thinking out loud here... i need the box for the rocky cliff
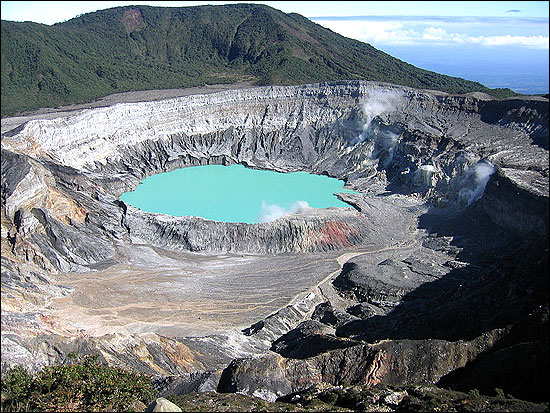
[1,81,548,403]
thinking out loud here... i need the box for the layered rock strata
[1,81,548,402]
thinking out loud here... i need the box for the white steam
[362,90,402,130]
[415,164,435,187]
[370,129,400,167]
[458,160,496,205]
[257,200,310,223]
[353,89,403,145]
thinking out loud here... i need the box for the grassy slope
[1,4,516,117]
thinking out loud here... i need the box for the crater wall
[1,81,548,401]
[2,81,547,269]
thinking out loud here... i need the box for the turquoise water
[120,164,357,224]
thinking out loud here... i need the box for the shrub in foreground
[0,355,155,412]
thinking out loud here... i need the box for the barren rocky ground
[1,81,548,407]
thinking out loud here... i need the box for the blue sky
[1,1,548,22]
[1,1,548,93]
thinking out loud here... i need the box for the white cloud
[320,20,417,45]
[419,26,549,48]
[314,19,549,49]
[481,34,549,47]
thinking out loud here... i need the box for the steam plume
[352,89,403,145]
[458,160,496,205]
[257,200,310,223]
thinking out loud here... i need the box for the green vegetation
[0,355,155,412]
[469,388,481,399]
[2,361,548,412]
[167,385,550,412]
[1,4,517,117]
[166,392,348,412]
[277,384,549,412]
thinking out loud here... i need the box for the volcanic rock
[1,81,548,403]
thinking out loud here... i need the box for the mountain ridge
[1,3,517,117]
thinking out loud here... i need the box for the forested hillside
[1,3,516,116]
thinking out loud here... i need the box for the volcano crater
[1,81,548,401]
